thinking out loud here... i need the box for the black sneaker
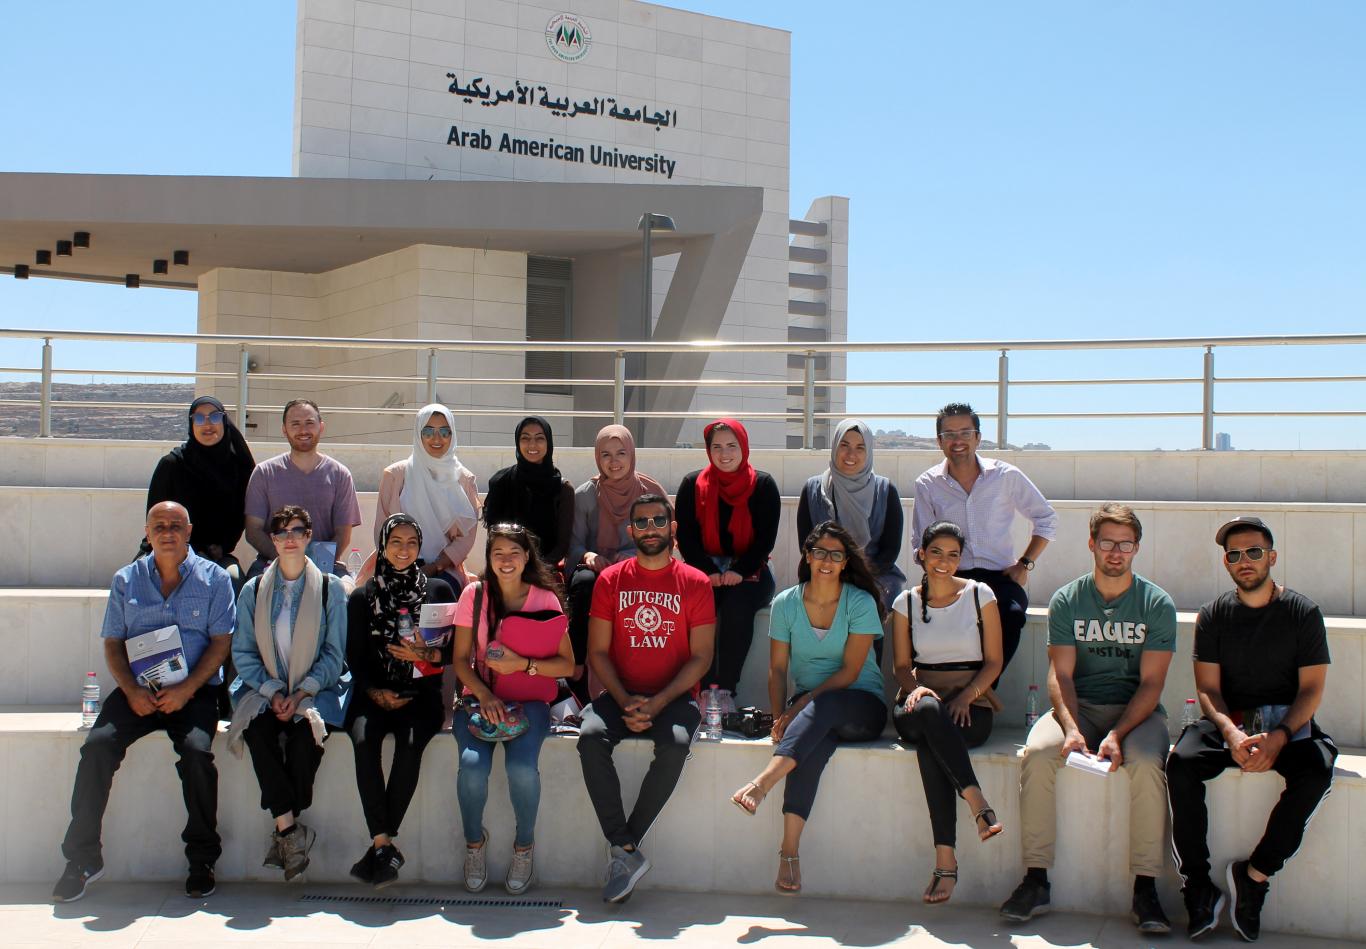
[1131,887,1172,934]
[1226,860,1268,942]
[185,864,216,899]
[1000,876,1051,921]
[372,843,405,889]
[349,846,377,885]
[52,861,104,903]
[1183,878,1226,940]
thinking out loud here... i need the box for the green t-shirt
[1047,572,1176,706]
[768,583,884,697]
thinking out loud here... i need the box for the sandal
[731,781,766,816]
[975,806,1003,842]
[923,866,957,904]
[775,852,801,894]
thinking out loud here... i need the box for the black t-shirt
[1193,588,1330,711]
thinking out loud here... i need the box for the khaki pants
[1020,702,1169,877]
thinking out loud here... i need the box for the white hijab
[400,404,478,563]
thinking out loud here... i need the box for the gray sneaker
[602,845,651,903]
[463,829,488,893]
[279,823,316,882]
[506,844,534,895]
[263,830,284,870]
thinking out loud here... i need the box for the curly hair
[481,522,565,629]
[916,520,966,624]
[797,520,888,622]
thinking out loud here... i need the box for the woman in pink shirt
[451,523,573,895]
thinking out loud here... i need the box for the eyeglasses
[421,425,452,439]
[271,526,310,541]
[1096,539,1137,553]
[808,547,847,563]
[1225,546,1268,564]
[191,410,225,426]
[630,515,669,530]
[937,429,979,442]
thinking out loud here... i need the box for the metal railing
[2,327,1365,448]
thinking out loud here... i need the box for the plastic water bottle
[1182,698,1199,730]
[719,688,737,715]
[397,608,414,642]
[701,684,723,742]
[1025,684,1040,729]
[347,547,363,577]
[80,672,100,729]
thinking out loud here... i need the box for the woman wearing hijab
[374,403,480,591]
[798,419,905,614]
[345,513,457,889]
[482,417,575,567]
[674,418,780,696]
[143,395,255,583]
[565,424,667,701]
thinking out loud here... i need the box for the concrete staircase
[2,437,1362,939]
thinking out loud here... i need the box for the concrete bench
[0,708,1360,940]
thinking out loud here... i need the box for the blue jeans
[452,700,551,848]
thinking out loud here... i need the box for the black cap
[1215,515,1273,548]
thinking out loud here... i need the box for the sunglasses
[191,410,225,426]
[271,526,310,541]
[937,429,979,442]
[421,425,453,439]
[808,547,847,563]
[1096,539,1137,553]
[1224,546,1268,564]
[631,515,669,530]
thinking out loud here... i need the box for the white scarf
[400,403,479,563]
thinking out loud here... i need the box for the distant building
[1215,432,1233,451]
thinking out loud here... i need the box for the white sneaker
[506,844,534,895]
[463,829,488,893]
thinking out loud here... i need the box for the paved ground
[0,882,1352,948]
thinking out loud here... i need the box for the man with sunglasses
[1002,503,1176,933]
[577,494,716,904]
[244,399,362,582]
[1166,516,1336,942]
[912,402,1057,671]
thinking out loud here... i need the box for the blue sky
[2,1,1363,449]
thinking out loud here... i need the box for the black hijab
[488,416,563,541]
[364,513,430,684]
[150,396,255,554]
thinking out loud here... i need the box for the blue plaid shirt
[100,549,236,685]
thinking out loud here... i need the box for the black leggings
[347,688,444,839]
[567,566,598,703]
[708,566,776,694]
[893,696,994,848]
[957,568,1027,676]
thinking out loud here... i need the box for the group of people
[51,398,1334,944]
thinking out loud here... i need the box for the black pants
[242,713,325,819]
[348,688,444,838]
[1167,718,1337,883]
[577,692,699,848]
[61,686,221,868]
[893,696,994,847]
[709,566,776,694]
[957,568,1027,674]
[773,689,887,821]
[567,566,598,703]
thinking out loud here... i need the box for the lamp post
[634,212,676,434]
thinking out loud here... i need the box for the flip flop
[776,852,801,894]
[924,867,957,904]
[731,781,765,816]
[975,806,1003,842]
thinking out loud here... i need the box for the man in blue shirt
[53,501,236,903]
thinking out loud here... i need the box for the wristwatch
[525,658,538,677]
[1017,557,1035,571]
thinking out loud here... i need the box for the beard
[1232,570,1269,593]
[1097,562,1130,579]
[634,533,672,556]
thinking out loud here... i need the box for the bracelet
[1274,722,1294,742]
[525,657,533,672]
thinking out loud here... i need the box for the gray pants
[1020,701,1170,877]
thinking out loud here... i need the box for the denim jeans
[452,700,551,848]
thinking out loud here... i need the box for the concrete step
[5,484,1366,615]
[2,708,1361,940]
[7,436,1366,504]
[7,589,1362,748]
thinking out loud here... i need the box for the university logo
[545,13,591,63]
[634,604,663,635]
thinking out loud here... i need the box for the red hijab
[695,418,758,556]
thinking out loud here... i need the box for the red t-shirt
[590,557,715,697]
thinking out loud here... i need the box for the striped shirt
[911,457,1057,571]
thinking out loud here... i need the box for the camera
[722,706,774,739]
